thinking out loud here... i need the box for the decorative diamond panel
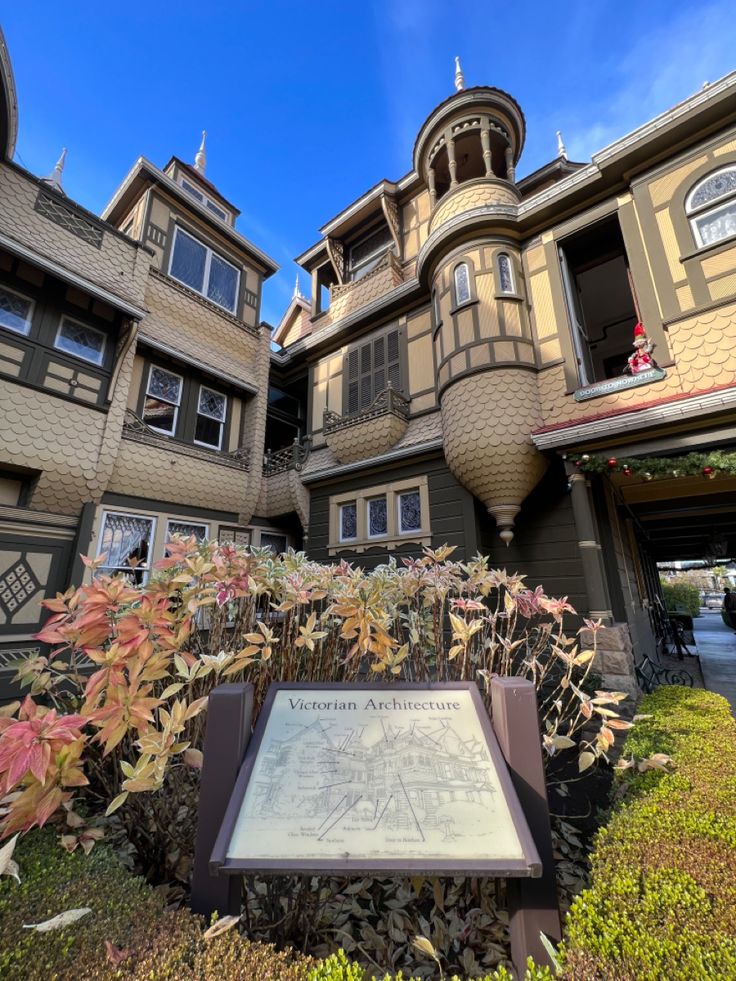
[0,559,41,617]
[34,191,104,248]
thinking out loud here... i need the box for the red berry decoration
[703,466,715,479]
[623,466,632,476]
[607,457,618,469]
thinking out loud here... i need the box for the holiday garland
[573,449,736,481]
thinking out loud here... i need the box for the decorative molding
[323,384,410,435]
[381,194,402,256]
[326,236,345,284]
[145,221,167,248]
[35,190,104,248]
[122,409,251,470]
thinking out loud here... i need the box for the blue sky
[3,1,736,325]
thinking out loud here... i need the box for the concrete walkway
[693,611,736,712]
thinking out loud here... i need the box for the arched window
[686,165,736,248]
[453,262,471,306]
[497,253,515,294]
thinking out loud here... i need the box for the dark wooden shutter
[345,327,403,415]
[359,341,373,410]
[386,329,401,392]
[346,348,360,414]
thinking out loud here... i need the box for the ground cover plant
[0,540,633,976]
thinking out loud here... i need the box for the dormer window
[179,177,230,223]
[169,226,240,313]
[347,224,394,282]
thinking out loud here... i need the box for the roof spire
[454,56,465,92]
[556,130,568,160]
[41,148,67,194]
[293,273,303,299]
[194,130,207,175]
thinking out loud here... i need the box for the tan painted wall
[401,189,431,263]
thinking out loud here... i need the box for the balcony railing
[263,437,311,476]
[122,409,251,470]
[323,384,410,435]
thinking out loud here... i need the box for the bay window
[169,226,240,313]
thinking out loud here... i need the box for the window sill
[679,234,736,263]
[494,292,524,303]
[328,532,431,556]
[449,298,479,318]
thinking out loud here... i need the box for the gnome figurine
[625,322,657,375]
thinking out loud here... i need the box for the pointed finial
[194,131,207,174]
[293,273,303,299]
[454,56,465,92]
[41,148,67,194]
[556,130,567,160]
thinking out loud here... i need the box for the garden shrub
[0,829,313,980]
[660,578,701,617]
[560,687,736,979]
[307,947,554,979]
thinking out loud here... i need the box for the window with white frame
[143,366,182,435]
[398,490,422,534]
[97,512,155,583]
[453,262,472,306]
[367,496,388,538]
[686,166,736,248]
[169,226,240,313]
[339,502,357,542]
[0,284,34,336]
[54,316,106,365]
[194,385,227,449]
[180,178,229,222]
[166,520,209,543]
[497,253,515,294]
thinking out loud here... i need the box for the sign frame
[209,681,542,879]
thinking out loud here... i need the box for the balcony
[328,251,404,323]
[122,410,250,470]
[428,177,520,234]
[323,385,410,465]
[263,438,311,476]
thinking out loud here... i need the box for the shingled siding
[476,459,588,613]
[306,454,477,567]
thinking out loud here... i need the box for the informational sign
[210,683,541,877]
[573,366,666,401]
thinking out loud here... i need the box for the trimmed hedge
[0,831,314,980]
[660,579,701,618]
[560,686,736,979]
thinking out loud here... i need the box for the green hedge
[660,579,701,617]
[560,686,736,979]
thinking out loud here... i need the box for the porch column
[504,145,515,183]
[566,463,614,623]
[447,137,458,188]
[480,124,493,177]
[427,165,437,208]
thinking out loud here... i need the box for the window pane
[170,230,206,292]
[207,254,238,311]
[198,387,226,420]
[143,397,177,433]
[98,513,154,582]
[166,521,208,542]
[181,179,204,202]
[207,200,228,221]
[55,318,105,365]
[340,502,357,541]
[195,414,222,448]
[399,491,421,532]
[0,287,32,336]
[689,168,736,211]
[368,497,387,537]
[454,263,471,305]
[693,202,736,246]
[148,367,182,404]
[260,533,287,554]
[498,254,514,293]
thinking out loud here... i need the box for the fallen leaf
[23,907,91,931]
[105,940,130,966]
[204,914,240,940]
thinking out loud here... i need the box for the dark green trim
[69,502,96,587]
[542,238,580,391]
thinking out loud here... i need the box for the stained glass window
[166,520,208,543]
[97,512,155,583]
[454,262,471,306]
[195,385,227,449]
[398,490,421,533]
[55,317,106,365]
[340,502,357,541]
[169,227,240,312]
[144,366,182,435]
[687,166,736,248]
[368,496,388,538]
[260,533,287,554]
[0,285,33,336]
[497,254,515,294]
